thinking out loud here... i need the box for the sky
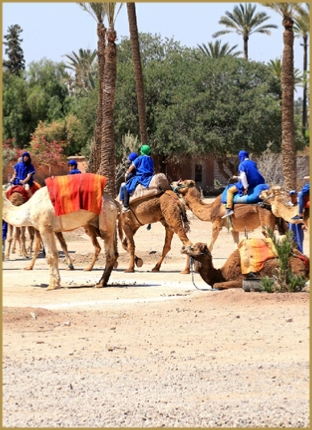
[2,2,308,98]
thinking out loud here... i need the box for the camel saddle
[238,238,278,275]
[221,183,270,205]
[5,185,30,202]
[119,173,171,205]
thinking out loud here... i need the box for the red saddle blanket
[238,238,278,275]
[45,173,107,217]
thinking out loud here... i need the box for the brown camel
[2,187,119,290]
[181,242,309,290]
[118,190,192,273]
[260,186,310,229]
[171,180,286,252]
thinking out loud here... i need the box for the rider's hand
[243,187,248,196]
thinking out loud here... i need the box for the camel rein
[189,254,217,291]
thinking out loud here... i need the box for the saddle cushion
[119,173,170,204]
[221,183,270,204]
[45,173,106,217]
[238,238,278,275]
[5,185,30,202]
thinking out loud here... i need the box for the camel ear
[199,243,208,253]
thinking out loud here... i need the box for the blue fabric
[238,150,249,163]
[298,183,310,213]
[13,159,36,187]
[221,183,269,204]
[289,222,304,253]
[68,169,81,175]
[234,159,265,195]
[119,170,136,201]
[125,155,154,194]
[2,221,8,241]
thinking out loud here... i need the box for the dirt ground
[2,204,310,427]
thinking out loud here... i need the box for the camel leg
[213,280,242,290]
[208,222,222,251]
[95,229,119,288]
[122,225,140,273]
[83,225,101,271]
[39,228,61,290]
[27,226,35,255]
[4,224,14,259]
[11,226,18,254]
[19,226,28,258]
[55,232,74,270]
[230,230,240,248]
[24,230,42,270]
[151,227,174,272]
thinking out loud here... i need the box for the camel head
[259,185,286,203]
[181,242,210,258]
[171,179,195,197]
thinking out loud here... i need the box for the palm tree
[293,3,310,138]
[127,3,148,145]
[97,2,123,198]
[264,3,302,191]
[197,40,242,58]
[267,58,304,89]
[212,3,278,60]
[63,48,97,93]
[78,3,107,174]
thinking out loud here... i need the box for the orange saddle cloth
[238,238,278,275]
[45,173,107,217]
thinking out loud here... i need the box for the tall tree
[3,24,26,76]
[264,3,301,191]
[127,2,148,145]
[197,40,242,58]
[78,3,107,174]
[293,3,310,138]
[98,3,123,198]
[212,3,278,60]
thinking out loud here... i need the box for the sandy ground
[2,205,310,427]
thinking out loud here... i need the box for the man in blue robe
[68,159,81,175]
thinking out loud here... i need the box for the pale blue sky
[2,2,308,98]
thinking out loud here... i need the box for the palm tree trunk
[86,22,106,174]
[243,35,248,60]
[281,17,296,191]
[302,34,308,138]
[98,27,117,198]
[127,2,148,145]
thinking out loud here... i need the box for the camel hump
[121,173,171,204]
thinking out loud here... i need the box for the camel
[260,186,310,229]
[171,179,287,252]
[2,186,119,290]
[118,190,192,273]
[181,242,309,290]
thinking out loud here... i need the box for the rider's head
[68,159,77,170]
[238,150,249,163]
[22,151,31,164]
[140,145,151,156]
[128,152,138,162]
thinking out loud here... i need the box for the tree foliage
[3,24,25,75]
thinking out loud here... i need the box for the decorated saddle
[238,238,278,275]
[45,173,106,217]
[5,185,30,202]
[118,173,170,205]
[221,183,270,205]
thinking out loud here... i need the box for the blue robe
[125,155,155,195]
[234,159,265,196]
[68,168,81,175]
[13,161,36,187]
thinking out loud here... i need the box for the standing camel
[171,179,286,251]
[118,189,192,273]
[3,187,119,290]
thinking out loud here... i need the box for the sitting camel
[260,186,310,229]
[171,179,286,251]
[2,186,119,290]
[181,242,309,290]
[118,190,192,273]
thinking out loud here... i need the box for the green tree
[212,4,278,60]
[63,48,97,94]
[293,3,310,138]
[127,2,148,145]
[3,24,25,76]
[264,2,302,191]
[197,40,242,58]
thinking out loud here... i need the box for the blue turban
[238,150,249,163]
[128,152,138,162]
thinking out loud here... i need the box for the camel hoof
[46,285,61,290]
[113,262,118,269]
[66,264,74,271]
[95,283,104,288]
[180,270,190,275]
[24,266,32,271]
[151,267,160,272]
[83,267,92,272]
[124,269,135,273]
[135,258,143,268]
